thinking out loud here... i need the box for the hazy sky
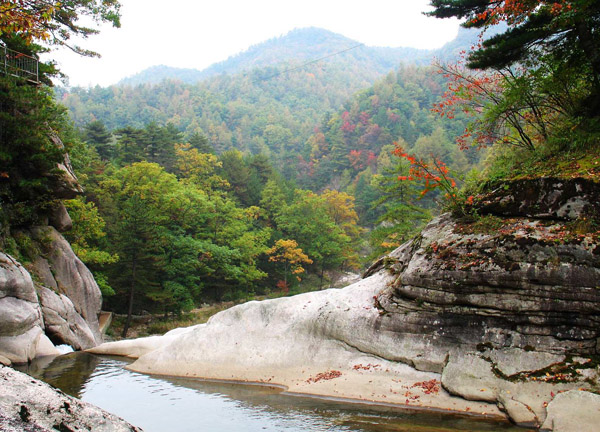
[48,0,460,87]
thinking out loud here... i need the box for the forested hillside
[117,27,435,86]
[59,29,482,190]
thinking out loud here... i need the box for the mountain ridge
[117,27,463,87]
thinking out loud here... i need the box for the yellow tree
[266,239,312,289]
[175,143,229,194]
[320,189,362,268]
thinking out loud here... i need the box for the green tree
[370,147,431,259]
[99,162,176,336]
[0,80,66,228]
[276,190,351,286]
[188,131,214,154]
[219,150,250,205]
[174,143,229,194]
[84,120,113,160]
[114,126,145,166]
[63,197,118,296]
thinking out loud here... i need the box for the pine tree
[428,0,600,112]
[84,120,113,160]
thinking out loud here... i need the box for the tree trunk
[122,255,137,338]
[319,265,324,290]
[576,20,600,110]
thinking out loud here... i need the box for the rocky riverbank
[88,177,600,431]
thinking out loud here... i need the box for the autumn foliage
[267,239,313,287]
[392,142,472,215]
[0,0,57,42]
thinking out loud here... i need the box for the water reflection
[21,353,530,432]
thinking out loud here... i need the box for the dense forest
[2,0,599,338]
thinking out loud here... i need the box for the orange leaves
[433,58,503,144]
[267,239,312,266]
[466,1,574,27]
[267,239,313,285]
[0,1,56,43]
[392,142,453,196]
[391,142,473,216]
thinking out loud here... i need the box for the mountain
[118,65,207,86]
[118,27,440,86]
[59,26,483,180]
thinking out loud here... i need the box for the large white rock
[89,273,503,418]
[30,226,102,344]
[38,286,97,350]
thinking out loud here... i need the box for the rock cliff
[89,177,600,430]
[0,134,103,364]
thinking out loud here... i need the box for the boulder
[0,253,47,363]
[541,390,600,432]
[29,226,103,345]
[0,327,44,364]
[47,132,83,199]
[378,213,600,359]
[0,365,142,432]
[0,297,42,336]
[476,178,600,220]
[38,286,97,350]
[48,202,72,233]
[0,229,103,362]
[0,253,37,302]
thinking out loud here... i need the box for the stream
[18,353,530,432]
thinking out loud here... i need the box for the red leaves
[392,142,455,197]
[341,111,356,133]
[349,149,377,171]
[391,142,474,216]
[306,370,342,383]
[466,1,573,27]
[411,379,440,395]
[352,363,380,371]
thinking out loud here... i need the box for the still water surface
[19,353,530,432]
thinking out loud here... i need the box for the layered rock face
[367,178,600,367]
[90,177,600,429]
[367,214,600,370]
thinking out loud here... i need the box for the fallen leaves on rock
[306,370,342,383]
[352,363,380,371]
[411,379,440,395]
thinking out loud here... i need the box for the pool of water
[18,353,530,432]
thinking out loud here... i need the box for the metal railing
[1,44,39,84]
